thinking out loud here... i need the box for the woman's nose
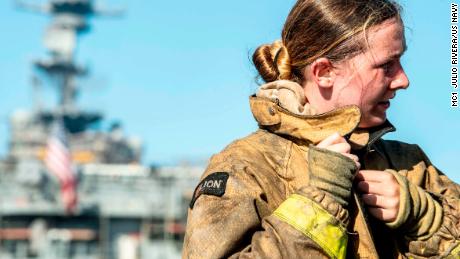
[389,64,410,90]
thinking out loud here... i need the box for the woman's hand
[355,170,400,222]
[316,132,360,169]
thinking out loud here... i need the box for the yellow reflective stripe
[273,194,347,259]
[451,242,460,257]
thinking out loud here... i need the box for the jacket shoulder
[204,130,293,178]
[375,139,427,170]
[377,139,421,154]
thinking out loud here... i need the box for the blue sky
[0,0,458,183]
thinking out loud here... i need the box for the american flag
[45,119,77,214]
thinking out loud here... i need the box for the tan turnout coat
[183,97,460,259]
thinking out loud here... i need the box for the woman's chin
[358,115,387,128]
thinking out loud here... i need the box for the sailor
[182,0,460,258]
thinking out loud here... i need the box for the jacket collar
[353,120,396,151]
[249,96,395,150]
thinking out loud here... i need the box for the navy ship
[0,1,201,258]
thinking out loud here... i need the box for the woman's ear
[307,58,335,88]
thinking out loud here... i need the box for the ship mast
[15,0,123,113]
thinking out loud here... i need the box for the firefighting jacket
[182,96,460,259]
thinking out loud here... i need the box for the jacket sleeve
[387,145,460,258]
[182,162,351,259]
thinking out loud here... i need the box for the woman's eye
[380,61,392,73]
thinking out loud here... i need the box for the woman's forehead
[365,19,406,61]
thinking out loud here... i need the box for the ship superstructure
[0,1,201,258]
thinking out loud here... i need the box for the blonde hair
[253,0,402,84]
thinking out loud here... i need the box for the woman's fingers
[355,170,401,222]
[342,153,360,169]
[367,207,398,222]
[323,142,351,154]
[355,170,395,182]
[316,133,359,168]
[316,132,346,148]
[356,180,399,197]
[361,193,399,210]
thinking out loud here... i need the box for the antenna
[31,75,43,112]
[14,0,51,14]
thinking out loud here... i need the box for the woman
[183,0,460,258]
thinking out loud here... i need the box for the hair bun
[253,40,292,83]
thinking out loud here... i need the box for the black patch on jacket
[189,172,229,209]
